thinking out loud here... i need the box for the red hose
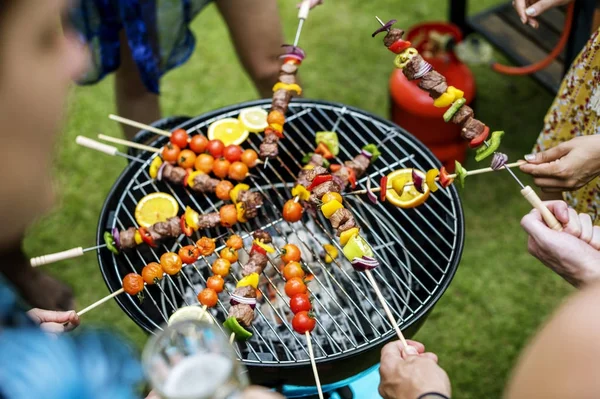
[491,2,575,75]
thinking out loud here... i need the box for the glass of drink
[142,320,249,399]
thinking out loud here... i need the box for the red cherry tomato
[170,129,189,149]
[289,293,312,314]
[223,145,243,163]
[161,143,181,164]
[189,135,209,153]
[206,139,225,158]
[178,245,200,264]
[292,310,316,334]
[284,277,307,297]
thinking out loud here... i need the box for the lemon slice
[386,169,430,208]
[168,306,213,325]
[134,192,179,228]
[238,107,268,133]
[208,118,249,146]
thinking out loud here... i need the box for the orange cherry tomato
[220,247,239,263]
[160,252,183,275]
[220,204,238,227]
[141,262,163,285]
[161,143,181,164]
[178,149,197,169]
[241,149,259,168]
[213,158,231,179]
[281,244,301,264]
[212,258,231,277]
[285,277,307,297]
[267,110,285,126]
[189,134,208,154]
[228,161,249,181]
[198,288,218,308]
[283,200,303,223]
[283,261,305,280]
[226,234,243,250]
[123,273,144,295]
[178,245,200,264]
[196,237,216,256]
[170,129,189,149]
[195,153,214,173]
[322,192,343,204]
[215,180,234,201]
[206,275,225,293]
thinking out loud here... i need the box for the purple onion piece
[413,62,433,80]
[372,19,397,37]
[281,44,306,59]
[412,169,425,194]
[230,294,257,309]
[112,227,121,250]
[366,177,378,205]
[351,256,380,272]
[491,152,508,171]
[157,162,167,181]
[360,149,373,160]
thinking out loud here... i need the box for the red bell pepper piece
[138,227,157,248]
[180,216,194,237]
[469,126,489,149]
[284,57,301,66]
[439,167,454,188]
[251,244,267,256]
[183,170,190,187]
[308,174,333,191]
[315,142,334,160]
[348,168,357,190]
[330,164,341,172]
[388,39,412,54]
[265,126,283,139]
[380,176,388,201]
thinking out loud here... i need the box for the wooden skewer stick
[77,288,124,316]
[346,160,526,196]
[305,331,324,399]
[109,114,172,137]
[98,134,161,153]
[229,332,235,345]
[365,270,408,348]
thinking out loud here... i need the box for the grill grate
[97,99,464,385]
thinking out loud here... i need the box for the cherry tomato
[178,149,196,169]
[220,204,238,227]
[215,180,234,201]
[161,143,181,164]
[223,145,243,163]
[289,293,312,314]
[228,161,249,181]
[212,258,231,277]
[178,245,200,264]
[283,261,305,280]
[198,288,218,308]
[123,273,144,295]
[283,200,303,223]
[196,237,216,256]
[292,310,316,334]
[281,244,301,264]
[220,247,239,263]
[207,139,225,158]
[267,110,285,126]
[170,129,189,149]
[141,262,163,285]
[195,153,214,173]
[241,149,259,168]
[322,192,343,204]
[285,277,307,297]
[160,252,183,275]
[206,275,225,293]
[189,134,208,153]
[226,234,243,250]
[213,158,231,179]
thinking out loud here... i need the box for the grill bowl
[96,99,464,387]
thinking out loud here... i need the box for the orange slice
[135,192,179,228]
[208,118,249,146]
[386,169,430,208]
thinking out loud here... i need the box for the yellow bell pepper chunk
[186,171,203,187]
[446,86,464,100]
[433,92,454,108]
[149,157,163,179]
[134,230,143,245]
[236,202,247,223]
[303,164,315,170]
[230,183,250,203]
[321,200,344,219]
[237,273,259,289]
[269,123,283,132]
[323,244,339,263]
[185,206,200,230]
[291,184,311,201]
[272,82,302,95]
[340,227,360,246]
[322,192,343,204]
[253,239,275,253]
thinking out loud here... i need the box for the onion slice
[372,19,397,37]
[230,294,257,309]
[351,256,380,272]
[412,169,425,194]
[360,149,373,160]
[281,44,306,60]
[413,61,433,80]
[112,227,121,250]
[491,152,508,170]
[157,162,167,181]
[366,176,378,204]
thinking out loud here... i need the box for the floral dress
[533,28,600,224]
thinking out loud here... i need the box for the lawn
[23,0,575,398]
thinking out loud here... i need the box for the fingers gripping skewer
[109,114,172,137]
[365,270,408,347]
[305,331,324,399]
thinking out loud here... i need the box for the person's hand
[513,0,573,28]
[26,308,80,333]
[379,340,451,399]
[521,201,600,287]
[296,0,323,10]
[520,136,600,192]
[240,386,285,398]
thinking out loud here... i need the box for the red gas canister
[389,22,476,171]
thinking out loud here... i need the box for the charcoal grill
[96,99,464,388]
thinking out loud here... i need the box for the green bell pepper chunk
[362,144,381,163]
[302,152,314,164]
[475,131,504,162]
[454,161,468,188]
[343,234,374,262]
[443,98,466,122]
[315,131,340,156]
[103,231,119,255]
[223,317,253,341]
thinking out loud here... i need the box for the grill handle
[76,135,118,156]
[30,247,85,267]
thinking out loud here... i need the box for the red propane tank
[390,22,476,171]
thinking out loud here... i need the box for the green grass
[23,1,575,397]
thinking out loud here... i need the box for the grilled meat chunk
[191,173,219,193]
[241,260,264,277]
[461,118,486,141]
[297,166,328,187]
[309,153,325,167]
[331,174,345,191]
[260,142,279,159]
[346,154,371,178]
[428,81,449,100]
[249,251,269,268]
[151,221,171,237]
[147,225,163,242]
[337,215,357,235]
[272,89,291,113]
[279,73,296,85]
[281,63,298,74]
[333,166,350,188]
[228,304,254,328]
[253,230,272,243]
[383,28,405,47]
[240,191,263,220]
[402,55,425,81]
[162,163,187,185]
[312,181,341,200]
[451,104,474,125]
[264,133,279,144]
[197,212,220,230]
[418,71,446,91]
[120,227,137,249]
[330,208,354,231]
[233,286,257,299]
[167,216,182,236]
